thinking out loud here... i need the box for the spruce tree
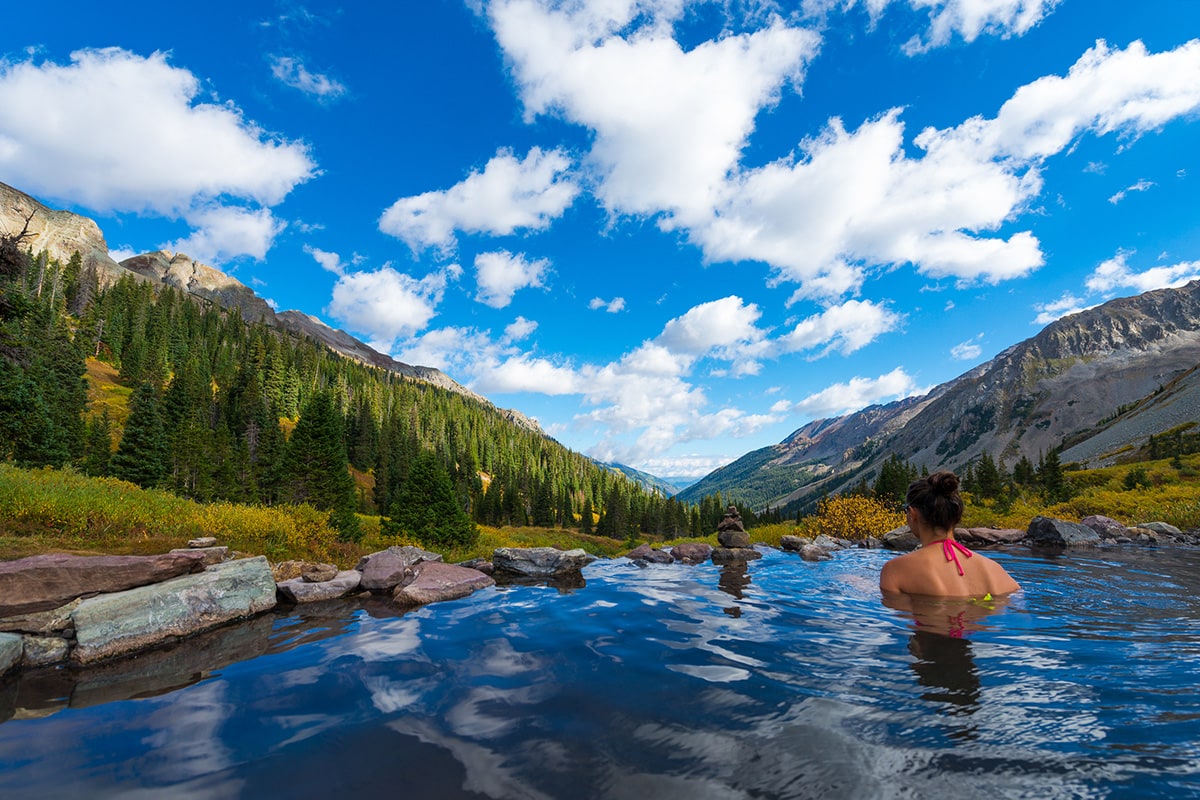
[283,389,360,540]
[386,450,478,549]
[111,382,169,488]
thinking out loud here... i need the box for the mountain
[0,181,541,435]
[680,279,1200,509]
[598,462,684,497]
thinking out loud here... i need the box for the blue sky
[3,1,1199,482]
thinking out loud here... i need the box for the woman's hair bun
[928,470,959,495]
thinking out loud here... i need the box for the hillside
[683,279,1200,510]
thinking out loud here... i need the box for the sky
[2,1,1200,484]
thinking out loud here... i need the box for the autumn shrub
[796,495,905,541]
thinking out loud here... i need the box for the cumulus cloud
[474,250,550,308]
[503,316,538,341]
[656,296,764,356]
[0,48,315,261]
[304,245,345,276]
[326,266,455,351]
[951,334,984,361]
[1085,252,1200,295]
[269,55,347,100]
[791,367,921,418]
[776,299,902,357]
[487,0,820,223]
[638,454,736,480]
[1031,291,1093,325]
[379,147,579,252]
[1108,179,1155,205]
[694,38,1200,295]
[589,296,626,313]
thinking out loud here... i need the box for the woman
[880,471,1020,597]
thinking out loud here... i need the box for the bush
[797,495,905,540]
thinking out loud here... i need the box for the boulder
[70,556,277,665]
[883,526,919,551]
[958,527,1027,545]
[717,530,751,548]
[492,547,596,578]
[187,537,218,548]
[358,546,443,592]
[800,545,833,562]
[392,562,495,606]
[169,546,229,566]
[626,544,674,564]
[711,547,762,564]
[811,535,845,551]
[271,560,308,582]
[20,635,70,667]
[457,558,494,575]
[1136,521,1183,537]
[302,563,339,583]
[0,633,22,677]
[670,543,713,564]
[0,598,81,635]
[276,570,362,604]
[0,552,207,618]
[1027,516,1101,548]
[779,535,807,552]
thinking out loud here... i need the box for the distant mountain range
[596,463,699,497]
[679,278,1200,509]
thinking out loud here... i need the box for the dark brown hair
[906,470,964,530]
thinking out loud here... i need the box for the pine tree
[111,382,169,488]
[386,450,478,550]
[81,409,113,477]
[283,389,360,540]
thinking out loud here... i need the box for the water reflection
[717,561,751,617]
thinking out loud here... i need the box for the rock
[0,552,207,618]
[1027,516,1101,548]
[958,527,1027,545]
[169,546,228,566]
[711,547,763,564]
[392,562,495,606]
[626,544,674,564]
[670,543,713,564]
[859,536,883,549]
[811,535,844,551]
[800,545,833,562]
[457,558,494,575]
[883,526,919,551]
[358,546,443,592]
[1136,521,1183,537]
[70,556,277,665]
[0,633,22,676]
[779,535,807,552]
[271,560,308,582]
[1080,515,1128,540]
[492,547,596,578]
[717,530,751,548]
[20,635,70,667]
[301,563,339,583]
[0,598,81,635]
[277,570,362,604]
[187,537,218,548]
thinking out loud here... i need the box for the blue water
[2,547,1200,799]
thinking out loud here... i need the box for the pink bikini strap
[931,538,973,576]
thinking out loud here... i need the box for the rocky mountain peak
[120,250,275,323]
[0,181,122,283]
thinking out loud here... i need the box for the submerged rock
[1027,516,1100,548]
[358,546,443,592]
[392,562,495,606]
[71,556,277,665]
[800,545,832,562]
[670,543,713,564]
[711,547,762,564]
[276,570,363,604]
[492,547,596,578]
[626,544,674,564]
[779,535,807,552]
[0,552,206,618]
[0,633,21,677]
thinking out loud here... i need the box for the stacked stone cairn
[712,505,762,563]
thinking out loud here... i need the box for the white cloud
[167,206,285,262]
[326,266,453,351]
[474,250,550,308]
[304,245,345,276]
[269,55,346,100]
[777,299,902,357]
[108,247,138,263]
[950,334,984,361]
[656,296,764,356]
[1085,252,1200,295]
[503,316,538,341]
[0,48,315,214]
[475,354,583,395]
[791,367,920,418]
[637,454,736,480]
[1031,291,1093,325]
[589,296,625,313]
[488,0,820,223]
[1107,179,1155,205]
[379,147,578,252]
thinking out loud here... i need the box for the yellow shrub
[797,495,905,540]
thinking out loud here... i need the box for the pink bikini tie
[931,538,973,576]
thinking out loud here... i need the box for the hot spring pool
[2,546,1199,799]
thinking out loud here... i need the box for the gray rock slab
[1027,516,1101,548]
[358,546,443,592]
[626,544,674,563]
[883,526,920,551]
[0,633,22,676]
[0,597,81,635]
[0,552,207,618]
[21,635,70,667]
[1136,521,1183,536]
[71,556,277,665]
[492,547,596,577]
[958,527,1027,545]
[811,535,845,551]
[670,543,713,564]
[711,547,763,564]
[276,570,363,604]
[169,546,229,566]
[392,562,495,606]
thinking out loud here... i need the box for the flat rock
[1136,521,1183,536]
[21,635,70,667]
[711,547,763,564]
[70,556,277,665]
[492,547,595,578]
[0,552,207,618]
[358,546,443,592]
[958,527,1027,545]
[626,544,674,564]
[392,562,495,606]
[883,526,919,551]
[187,537,218,548]
[717,530,751,548]
[169,546,229,566]
[0,633,22,676]
[276,570,362,604]
[670,543,713,564]
[457,558,494,575]
[0,598,81,635]
[779,535,807,552]
[800,544,833,562]
[1027,516,1101,548]
[301,563,339,583]
[811,535,845,551]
